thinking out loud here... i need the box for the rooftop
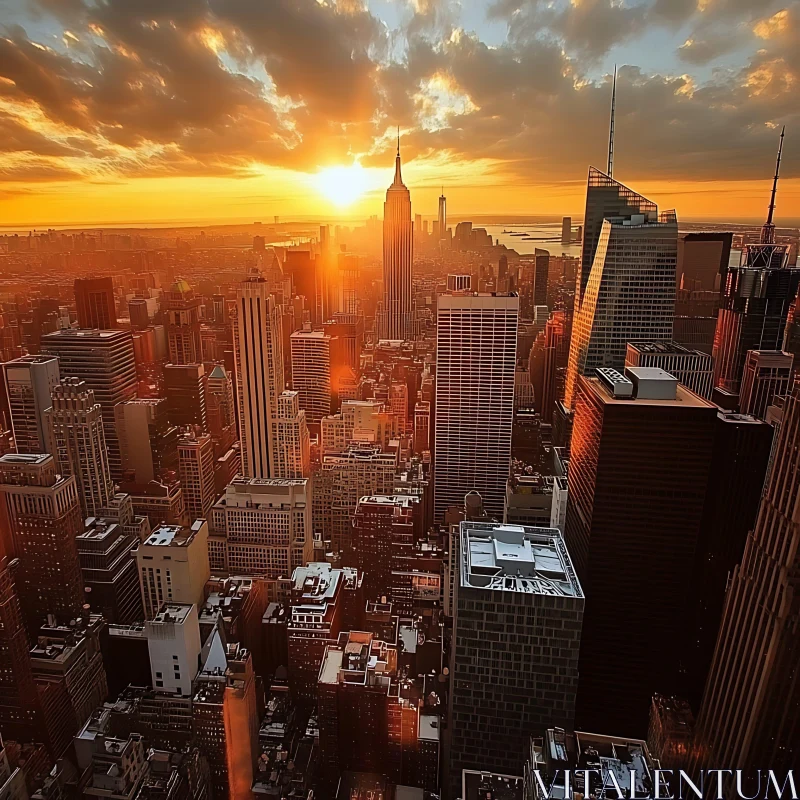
[460,522,582,598]
[149,604,194,625]
[142,520,204,547]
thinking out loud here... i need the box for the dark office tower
[0,558,41,745]
[676,232,732,291]
[0,454,84,633]
[577,168,658,307]
[76,519,143,624]
[165,279,203,365]
[352,495,421,602]
[783,291,800,383]
[534,248,549,307]
[177,431,215,522]
[566,368,717,735]
[128,298,150,331]
[378,139,413,341]
[286,249,318,324]
[694,384,800,776]
[41,329,137,481]
[713,129,800,394]
[438,190,446,241]
[434,294,518,521]
[565,196,677,408]
[739,350,793,420]
[448,522,583,797]
[115,398,179,483]
[687,410,772,712]
[324,313,364,372]
[44,378,114,520]
[206,364,237,454]
[74,277,117,330]
[163,363,207,429]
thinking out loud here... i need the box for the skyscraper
[177,432,216,522]
[45,377,114,519]
[713,129,800,394]
[234,268,285,478]
[564,196,677,408]
[565,368,717,735]
[438,189,446,242]
[273,390,311,479]
[625,341,713,399]
[74,277,117,330]
[290,324,332,425]
[2,355,60,454]
[676,232,732,291]
[434,293,518,521]
[693,383,800,775]
[378,139,413,341]
[165,279,203,365]
[448,521,584,797]
[0,454,84,632]
[163,363,207,430]
[738,349,793,420]
[41,329,137,480]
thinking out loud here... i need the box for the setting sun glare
[313,163,370,208]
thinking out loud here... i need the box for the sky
[0,0,798,227]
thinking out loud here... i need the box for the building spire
[607,65,617,178]
[394,126,403,185]
[761,126,785,244]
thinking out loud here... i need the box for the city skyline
[0,0,799,226]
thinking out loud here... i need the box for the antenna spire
[393,126,403,185]
[397,126,400,157]
[607,65,617,177]
[762,126,785,244]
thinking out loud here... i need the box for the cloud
[0,0,797,193]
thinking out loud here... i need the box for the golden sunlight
[313,163,370,207]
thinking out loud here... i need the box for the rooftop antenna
[607,65,617,178]
[762,126,785,244]
[397,125,400,157]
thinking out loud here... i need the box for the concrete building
[135,520,210,619]
[41,329,137,481]
[209,476,312,578]
[320,400,397,455]
[504,474,562,528]
[234,269,285,479]
[76,518,143,624]
[115,399,178,484]
[448,522,584,797]
[0,454,84,632]
[434,294,518,520]
[290,325,332,426]
[314,444,398,554]
[273,390,310,479]
[625,341,713,399]
[45,378,114,519]
[2,355,60,454]
[145,603,202,696]
[164,279,203,365]
[177,432,216,522]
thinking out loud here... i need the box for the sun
[313,163,369,207]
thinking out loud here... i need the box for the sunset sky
[0,0,798,227]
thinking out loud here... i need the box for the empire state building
[379,141,413,341]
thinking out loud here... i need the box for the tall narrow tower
[234,267,285,479]
[438,188,447,241]
[379,136,414,341]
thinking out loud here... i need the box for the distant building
[448,522,584,796]
[2,355,60,455]
[0,454,84,633]
[273,391,311,479]
[676,232,732,291]
[135,520,210,619]
[74,277,117,330]
[163,363,207,430]
[164,279,203,365]
[290,325,333,426]
[41,329,137,480]
[115,399,178,484]
[177,432,216,522]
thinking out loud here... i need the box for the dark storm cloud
[0,0,797,185]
